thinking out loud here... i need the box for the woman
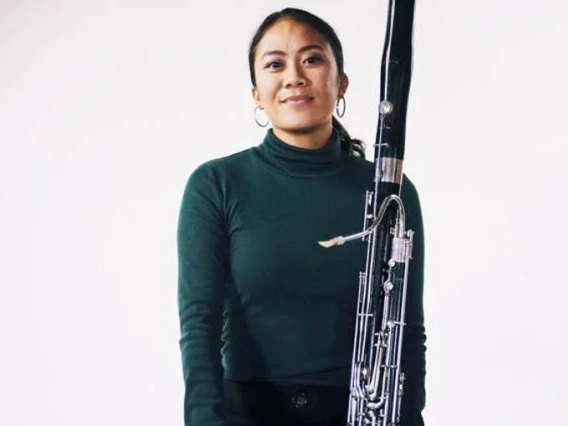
[177,7,426,426]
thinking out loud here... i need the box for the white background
[1,0,567,425]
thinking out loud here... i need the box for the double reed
[319,1,416,425]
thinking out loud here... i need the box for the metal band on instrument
[380,157,404,184]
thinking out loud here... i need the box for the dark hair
[248,7,366,159]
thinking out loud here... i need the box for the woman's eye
[305,55,323,64]
[265,61,282,69]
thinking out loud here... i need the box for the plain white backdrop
[1,0,567,425]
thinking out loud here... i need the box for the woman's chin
[276,119,329,135]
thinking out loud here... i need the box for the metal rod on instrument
[318,195,406,248]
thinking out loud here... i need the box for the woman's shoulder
[401,173,421,203]
[180,147,256,212]
[400,173,423,233]
[197,146,254,171]
[187,147,255,185]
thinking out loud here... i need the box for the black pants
[224,379,349,426]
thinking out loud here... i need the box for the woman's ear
[339,73,350,98]
[251,86,262,108]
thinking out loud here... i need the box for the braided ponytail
[332,116,366,159]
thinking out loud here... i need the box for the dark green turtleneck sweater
[177,129,426,426]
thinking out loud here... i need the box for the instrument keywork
[319,1,416,425]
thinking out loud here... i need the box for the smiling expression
[252,19,349,147]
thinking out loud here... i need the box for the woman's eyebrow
[261,44,324,59]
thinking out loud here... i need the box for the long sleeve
[400,176,427,426]
[177,163,228,426]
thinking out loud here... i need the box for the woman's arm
[400,175,427,426]
[177,163,228,426]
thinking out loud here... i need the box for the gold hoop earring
[254,106,269,128]
[336,96,346,118]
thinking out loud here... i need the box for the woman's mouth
[282,96,314,104]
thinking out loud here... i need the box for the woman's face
[252,19,348,144]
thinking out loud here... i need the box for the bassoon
[319,1,416,425]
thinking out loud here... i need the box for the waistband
[224,379,349,426]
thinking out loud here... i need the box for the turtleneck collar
[254,128,346,177]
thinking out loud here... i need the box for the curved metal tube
[318,195,405,248]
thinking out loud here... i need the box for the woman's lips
[282,96,314,104]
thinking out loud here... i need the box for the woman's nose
[283,63,307,88]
